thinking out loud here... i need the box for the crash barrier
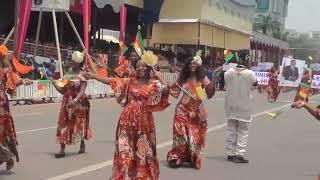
[9,73,178,101]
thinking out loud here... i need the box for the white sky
[285,0,320,32]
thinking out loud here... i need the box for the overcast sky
[285,0,320,32]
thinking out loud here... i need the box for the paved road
[1,91,319,180]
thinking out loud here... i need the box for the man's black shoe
[234,156,249,163]
[227,155,235,161]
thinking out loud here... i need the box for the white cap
[72,51,84,64]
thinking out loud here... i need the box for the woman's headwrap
[0,45,8,59]
[141,50,158,67]
[71,51,84,64]
[193,50,202,65]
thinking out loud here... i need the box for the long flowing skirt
[111,103,159,180]
[56,98,92,145]
[0,100,18,167]
[167,105,207,169]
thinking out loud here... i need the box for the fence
[9,73,178,101]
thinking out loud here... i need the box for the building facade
[150,0,256,64]
[254,0,289,34]
[286,29,300,40]
[311,31,320,40]
[250,0,289,66]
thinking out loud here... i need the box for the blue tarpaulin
[143,0,164,24]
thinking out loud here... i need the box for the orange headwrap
[0,45,8,59]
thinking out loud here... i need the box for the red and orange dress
[109,77,170,180]
[0,68,21,168]
[56,76,92,145]
[267,71,279,102]
[167,77,214,169]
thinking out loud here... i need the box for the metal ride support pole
[52,9,64,78]
[33,9,43,60]
[64,11,97,74]
[3,27,15,46]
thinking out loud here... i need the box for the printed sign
[279,57,305,87]
[311,75,320,89]
[255,72,269,85]
[32,0,70,11]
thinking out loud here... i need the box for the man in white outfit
[224,50,257,163]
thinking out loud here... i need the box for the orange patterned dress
[167,78,213,169]
[267,71,279,102]
[56,77,92,145]
[109,78,170,180]
[0,69,19,164]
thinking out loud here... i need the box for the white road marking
[46,103,292,180]
[14,112,43,117]
[17,126,56,134]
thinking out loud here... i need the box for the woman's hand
[291,101,305,109]
[22,79,32,86]
[48,77,55,84]
[152,70,161,80]
[67,99,77,109]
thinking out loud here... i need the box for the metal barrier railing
[9,73,178,101]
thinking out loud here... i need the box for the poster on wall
[279,57,305,87]
[32,0,70,11]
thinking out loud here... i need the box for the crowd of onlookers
[1,33,227,91]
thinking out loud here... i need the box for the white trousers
[226,119,250,156]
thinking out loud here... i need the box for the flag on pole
[298,83,310,100]
[265,106,291,119]
[37,80,49,95]
[119,41,129,65]
[120,41,129,56]
[195,85,206,100]
[224,49,234,63]
[134,26,145,57]
[56,79,68,88]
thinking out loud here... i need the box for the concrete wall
[151,23,199,45]
[201,0,254,34]
[159,0,202,19]
[126,0,143,8]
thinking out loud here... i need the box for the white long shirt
[224,67,257,122]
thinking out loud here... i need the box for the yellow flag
[266,112,276,118]
[56,79,68,88]
[196,85,206,99]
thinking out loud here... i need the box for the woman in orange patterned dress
[267,67,279,103]
[50,51,91,158]
[84,51,170,180]
[167,55,215,169]
[0,45,31,170]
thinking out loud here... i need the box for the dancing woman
[0,45,31,170]
[50,51,92,158]
[167,54,215,169]
[84,51,170,180]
